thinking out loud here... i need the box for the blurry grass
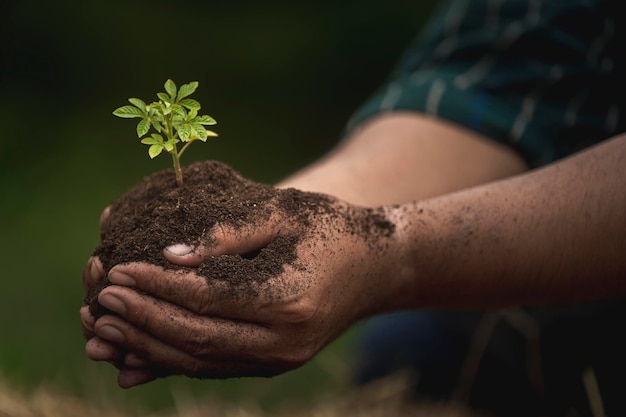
[0,371,484,417]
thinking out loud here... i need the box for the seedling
[113,79,218,187]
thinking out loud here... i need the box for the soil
[86,160,395,318]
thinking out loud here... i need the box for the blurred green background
[0,0,436,412]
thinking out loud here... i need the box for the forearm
[277,112,528,206]
[383,134,626,311]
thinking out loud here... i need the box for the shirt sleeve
[346,0,625,167]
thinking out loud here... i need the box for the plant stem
[171,150,183,187]
[178,141,193,159]
[162,104,184,187]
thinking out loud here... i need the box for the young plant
[113,79,218,187]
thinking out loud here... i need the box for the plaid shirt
[348,0,625,167]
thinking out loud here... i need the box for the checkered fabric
[348,0,626,167]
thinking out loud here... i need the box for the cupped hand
[83,192,398,388]
[82,205,175,387]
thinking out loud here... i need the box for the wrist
[356,203,440,316]
[375,200,471,314]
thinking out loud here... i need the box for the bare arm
[379,133,626,311]
[279,112,625,308]
[278,112,528,205]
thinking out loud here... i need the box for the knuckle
[188,280,215,314]
[183,328,211,358]
[278,299,318,324]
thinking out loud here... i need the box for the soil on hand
[87,160,394,318]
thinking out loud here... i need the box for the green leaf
[194,115,217,125]
[187,108,198,120]
[151,120,163,133]
[171,104,186,118]
[113,105,144,118]
[141,137,158,145]
[136,118,150,137]
[164,141,175,152]
[151,110,164,121]
[177,81,198,101]
[180,98,201,110]
[164,79,177,98]
[157,93,171,103]
[115,79,217,164]
[148,144,164,159]
[128,98,147,112]
[191,124,207,141]
[177,124,192,141]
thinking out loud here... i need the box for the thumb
[163,243,210,267]
[163,212,289,267]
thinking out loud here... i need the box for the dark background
[0,0,436,412]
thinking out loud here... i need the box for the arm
[286,112,624,309]
[273,120,626,311]
[381,132,626,310]
[277,112,527,205]
[81,113,625,386]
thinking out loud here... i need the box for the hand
[82,192,397,387]
[81,206,170,387]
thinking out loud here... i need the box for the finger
[85,336,122,363]
[124,352,151,368]
[82,257,105,292]
[118,353,166,388]
[210,215,290,256]
[86,332,156,377]
[97,287,279,360]
[106,263,289,322]
[118,368,160,389]
[109,256,314,324]
[99,205,111,230]
[94,316,295,379]
[85,341,152,370]
[163,211,292,266]
[162,243,208,267]
[80,306,95,338]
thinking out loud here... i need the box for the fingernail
[80,306,95,328]
[98,325,125,344]
[90,258,103,282]
[99,293,127,316]
[165,243,194,256]
[99,206,111,226]
[108,270,135,286]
